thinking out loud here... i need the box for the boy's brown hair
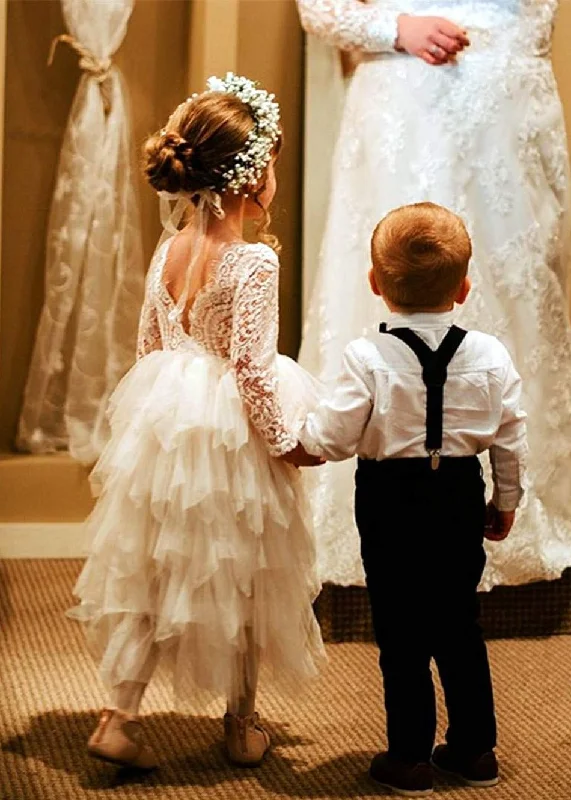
[370,202,472,310]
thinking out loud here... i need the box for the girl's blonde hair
[143,92,282,251]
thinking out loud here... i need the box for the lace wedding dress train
[298,0,571,589]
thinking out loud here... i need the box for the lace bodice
[137,241,297,457]
[297,0,558,57]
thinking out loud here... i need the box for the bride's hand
[395,14,470,66]
[280,442,325,468]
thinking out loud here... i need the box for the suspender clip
[428,449,441,471]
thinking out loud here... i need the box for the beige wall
[0,0,190,455]
[237,0,304,357]
[554,3,571,143]
[0,0,570,521]
[0,0,190,520]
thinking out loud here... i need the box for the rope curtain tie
[48,34,113,113]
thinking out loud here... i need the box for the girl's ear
[369,268,382,296]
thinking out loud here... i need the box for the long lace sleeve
[136,292,162,360]
[297,0,400,52]
[230,249,297,457]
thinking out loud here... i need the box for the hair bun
[143,130,191,195]
[163,131,194,159]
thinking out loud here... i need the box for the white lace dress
[69,240,325,702]
[297,0,571,590]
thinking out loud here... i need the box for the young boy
[298,202,527,797]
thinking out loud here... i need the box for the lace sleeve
[230,248,297,457]
[136,289,162,360]
[297,0,400,52]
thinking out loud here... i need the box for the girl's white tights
[109,624,260,718]
[226,627,260,717]
[109,616,159,716]
[111,681,149,716]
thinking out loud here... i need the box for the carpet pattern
[1,559,571,800]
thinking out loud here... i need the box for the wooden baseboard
[0,523,85,559]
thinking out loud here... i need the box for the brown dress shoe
[370,752,433,797]
[87,708,158,770]
[223,712,271,766]
[431,744,499,787]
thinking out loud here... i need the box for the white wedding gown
[298,0,571,590]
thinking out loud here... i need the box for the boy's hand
[484,502,515,541]
[396,15,470,65]
[281,442,325,468]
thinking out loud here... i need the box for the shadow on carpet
[1,710,390,797]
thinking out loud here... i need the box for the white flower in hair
[204,72,281,193]
[161,73,280,197]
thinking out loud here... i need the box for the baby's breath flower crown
[206,74,280,193]
[163,73,281,195]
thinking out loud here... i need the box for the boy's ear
[455,276,471,305]
[369,268,382,297]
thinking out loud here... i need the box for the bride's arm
[297,1,470,65]
[296,0,400,52]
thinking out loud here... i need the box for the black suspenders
[379,323,467,470]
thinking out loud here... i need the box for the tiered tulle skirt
[68,347,326,704]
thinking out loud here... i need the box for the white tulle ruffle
[68,347,326,703]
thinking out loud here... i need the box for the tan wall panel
[0,0,189,454]
[0,0,6,314]
[554,2,571,144]
[188,0,239,94]
[237,0,304,358]
[0,0,189,521]
[1,0,74,452]
[115,0,190,269]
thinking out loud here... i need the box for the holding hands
[281,442,325,468]
[484,501,515,542]
[396,14,470,65]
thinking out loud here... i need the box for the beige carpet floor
[1,559,571,800]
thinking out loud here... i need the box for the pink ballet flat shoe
[87,708,158,770]
[224,712,271,766]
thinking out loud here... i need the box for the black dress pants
[355,456,497,764]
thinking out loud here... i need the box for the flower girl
[69,74,325,769]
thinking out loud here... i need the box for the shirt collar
[387,310,455,330]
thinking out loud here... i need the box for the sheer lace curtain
[17,0,145,465]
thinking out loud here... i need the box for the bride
[297,0,571,590]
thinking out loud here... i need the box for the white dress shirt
[299,311,528,512]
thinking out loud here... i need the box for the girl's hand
[484,502,515,542]
[281,442,325,468]
[396,14,470,66]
